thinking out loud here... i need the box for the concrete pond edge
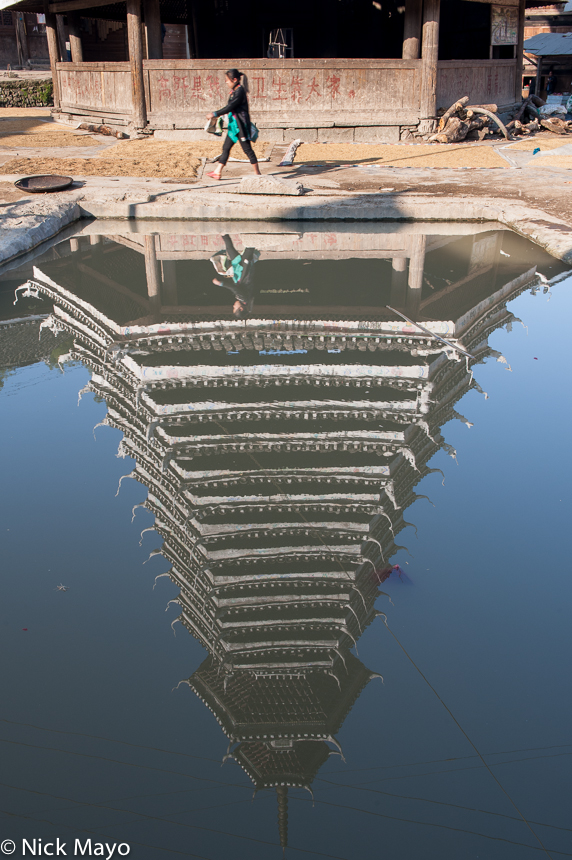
[1,189,572,271]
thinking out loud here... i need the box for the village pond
[0,222,571,860]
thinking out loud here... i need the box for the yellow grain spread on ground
[506,136,572,151]
[294,143,507,169]
[532,155,572,169]
[0,139,269,178]
[0,108,52,118]
[0,117,97,147]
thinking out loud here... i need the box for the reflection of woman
[210,235,260,318]
[205,69,261,180]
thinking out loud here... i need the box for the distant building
[523,0,572,93]
[0,9,48,68]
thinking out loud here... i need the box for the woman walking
[205,69,261,180]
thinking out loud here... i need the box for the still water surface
[0,223,571,860]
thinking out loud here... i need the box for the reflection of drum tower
[20,231,537,849]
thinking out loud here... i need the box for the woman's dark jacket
[213,84,251,140]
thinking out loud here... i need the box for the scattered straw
[532,155,572,169]
[506,136,571,151]
[294,142,507,169]
[0,118,98,147]
[0,108,52,118]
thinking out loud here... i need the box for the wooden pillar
[44,4,61,109]
[126,0,147,128]
[161,261,178,306]
[405,234,426,320]
[68,13,83,63]
[188,2,198,59]
[402,0,423,60]
[144,0,162,59]
[515,0,526,101]
[56,14,69,61]
[15,12,29,67]
[535,55,543,99]
[390,257,408,308]
[419,0,440,134]
[70,237,80,252]
[144,235,161,307]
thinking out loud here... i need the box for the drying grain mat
[0,116,98,148]
[506,136,571,152]
[293,142,508,169]
[0,138,270,179]
[0,108,53,118]
[530,155,572,169]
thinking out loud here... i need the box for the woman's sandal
[206,171,222,180]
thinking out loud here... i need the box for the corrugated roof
[525,31,572,54]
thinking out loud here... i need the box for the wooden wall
[437,59,517,108]
[142,58,422,128]
[56,56,520,128]
[58,62,132,115]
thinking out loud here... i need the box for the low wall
[0,79,53,107]
[56,58,421,141]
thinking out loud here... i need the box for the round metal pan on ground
[14,175,74,193]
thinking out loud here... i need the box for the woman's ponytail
[225,68,249,93]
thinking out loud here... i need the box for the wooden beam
[161,260,178,305]
[515,0,526,101]
[49,0,122,13]
[144,0,162,59]
[126,0,147,128]
[419,0,440,134]
[535,55,543,98]
[44,2,61,108]
[144,234,161,307]
[67,12,83,63]
[14,11,29,67]
[402,0,423,60]
[56,13,70,61]
[188,1,198,59]
[390,257,407,308]
[405,234,426,319]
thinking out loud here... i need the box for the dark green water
[0,223,571,860]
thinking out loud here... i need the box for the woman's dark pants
[216,133,258,166]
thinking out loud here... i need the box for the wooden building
[0,8,49,67]
[0,0,557,137]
